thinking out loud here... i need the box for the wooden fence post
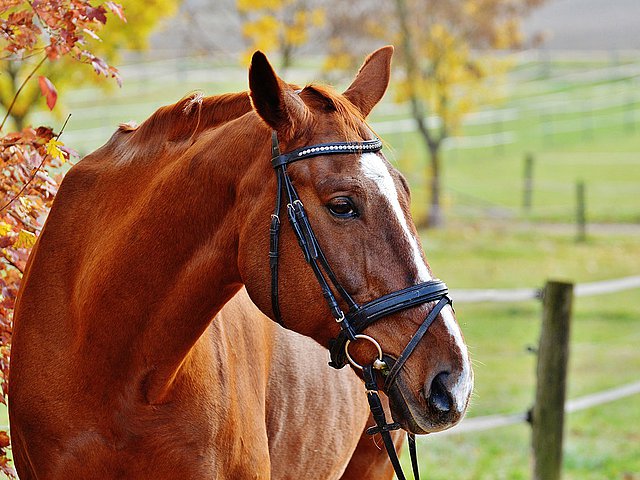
[523,153,534,212]
[576,181,586,242]
[532,280,574,480]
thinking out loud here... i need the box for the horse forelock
[299,84,370,141]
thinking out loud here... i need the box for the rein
[269,131,451,480]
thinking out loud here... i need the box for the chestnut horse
[9,46,472,478]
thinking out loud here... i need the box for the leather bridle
[269,131,451,480]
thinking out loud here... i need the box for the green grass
[394,223,640,479]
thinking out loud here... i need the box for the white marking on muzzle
[440,305,473,412]
[360,152,473,412]
[359,153,431,282]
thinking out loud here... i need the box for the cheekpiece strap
[271,131,281,158]
[383,295,451,391]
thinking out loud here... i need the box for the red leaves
[105,2,126,23]
[38,76,58,110]
[2,1,126,62]
[0,10,41,54]
[84,5,107,24]
[0,431,9,449]
[0,2,127,475]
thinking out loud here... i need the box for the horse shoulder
[265,327,368,480]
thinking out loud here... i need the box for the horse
[9,45,473,478]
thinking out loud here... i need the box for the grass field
[403,223,640,479]
[3,54,639,478]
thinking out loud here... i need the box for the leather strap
[363,365,406,480]
[271,138,382,168]
[348,281,448,327]
[384,297,451,391]
[408,433,420,480]
[328,280,449,369]
[363,365,423,480]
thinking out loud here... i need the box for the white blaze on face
[359,152,473,412]
[359,153,432,282]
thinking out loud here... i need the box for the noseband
[269,132,452,480]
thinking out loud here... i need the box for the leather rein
[268,131,451,480]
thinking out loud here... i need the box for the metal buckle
[345,334,384,370]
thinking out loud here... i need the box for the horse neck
[71,114,273,404]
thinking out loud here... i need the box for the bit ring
[345,334,384,370]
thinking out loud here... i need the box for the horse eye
[327,197,358,218]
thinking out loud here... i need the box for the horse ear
[343,45,394,118]
[249,51,308,136]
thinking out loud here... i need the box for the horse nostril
[428,372,452,413]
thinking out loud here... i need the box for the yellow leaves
[237,0,285,14]
[0,222,11,237]
[305,8,324,28]
[0,222,37,250]
[323,51,353,72]
[238,0,324,62]
[242,15,279,47]
[45,138,66,163]
[241,15,280,64]
[463,0,478,16]
[493,18,523,49]
[13,229,36,249]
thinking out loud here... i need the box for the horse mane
[105,91,252,164]
[103,83,371,165]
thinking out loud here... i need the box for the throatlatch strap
[363,365,406,480]
[408,434,420,480]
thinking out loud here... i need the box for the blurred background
[1,0,639,478]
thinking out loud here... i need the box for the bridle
[269,131,451,480]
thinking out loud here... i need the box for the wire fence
[451,274,640,303]
[428,274,640,439]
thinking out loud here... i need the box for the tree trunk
[3,61,29,131]
[393,0,445,228]
[427,142,443,228]
[12,113,25,131]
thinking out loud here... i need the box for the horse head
[238,46,473,434]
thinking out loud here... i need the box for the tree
[0,0,179,131]
[321,0,545,227]
[392,0,546,227]
[236,0,324,69]
[0,2,127,476]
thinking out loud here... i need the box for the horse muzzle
[386,366,472,434]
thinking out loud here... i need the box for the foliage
[0,1,126,476]
[393,0,543,138]
[390,0,546,227]
[236,0,324,69]
[0,0,178,130]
